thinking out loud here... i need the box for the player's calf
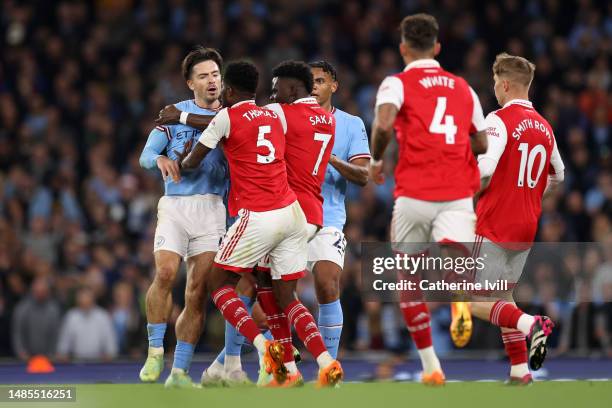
[313,260,343,359]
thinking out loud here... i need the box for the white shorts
[154,194,226,259]
[472,235,530,287]
[307,226,346,270]
[214,201,308,281]
[391,196,476,254]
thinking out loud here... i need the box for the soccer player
[171,61,338,387]
[308,61,370,358]
[370,14,488,385]
[138,47,227,388]
[470,53,564,384]
[179,61,344,388]
[251,60,337,386]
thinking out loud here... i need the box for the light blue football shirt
[139,99,228,197]
[321,107,371,230]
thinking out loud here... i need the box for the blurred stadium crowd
[0,0,610,362]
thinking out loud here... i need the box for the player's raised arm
[328,117,371,186]
[139,126,181,183]
[469,87,488,155]
[181,108,230,170]
[156,104,215,131]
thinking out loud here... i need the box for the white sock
[286,361,298,374]
[171,367,185,375]
[253,334,267,354]
[208,358,224,375]
[315,351,334,369]
[417,346,441,375]
[517,315,535,336]
[148,346,164,356]
[510,363,530,378]
[224,355,242,372]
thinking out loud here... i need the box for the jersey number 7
[312,133,332,175]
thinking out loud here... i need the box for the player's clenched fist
[156,156,180,183]
[156,104,181,125]
[369,159,385,184]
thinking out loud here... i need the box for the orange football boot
[316,360,344,388]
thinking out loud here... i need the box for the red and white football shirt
[375,59,486,201]
[476,99,565,249]
[266,97,335,227]
[199,100,296,216]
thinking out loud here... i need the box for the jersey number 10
[517,143,547,188]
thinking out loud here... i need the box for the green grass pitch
[4,382,612,408]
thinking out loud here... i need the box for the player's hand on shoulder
[369,159,385,185]
[156,156,181,183]
[156,104,181,125]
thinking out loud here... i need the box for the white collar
[404,59,441,71]
[503,99,533,108]
[293,97,318,104]
[232,99,256,107]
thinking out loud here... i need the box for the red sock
[285,300,326,359]
[212,286,260,342]
[399,301,432,349]
[257,287,294,363]
[501,330,528,366]
[490,301,524,329]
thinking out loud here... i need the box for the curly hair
[272,60,314,94]
[224,61,259,94]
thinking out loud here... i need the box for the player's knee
[155,265,177,289]
[316,279,340,304]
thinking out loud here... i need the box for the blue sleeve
[139,127,170,169]
[347,116,371,161]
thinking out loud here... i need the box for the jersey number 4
[430,97,457,144]
[517,143,547,188]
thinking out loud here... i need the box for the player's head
[270,60,314,104]
[399,13,441,62]
[181,46,223,105]
[492,53,535,106]
[221,61,259,107]
[309,61,338,106]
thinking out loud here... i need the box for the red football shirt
[266,97,335,226]
[198,100,296,216]
[476,99,565,249]
[375,59,486,201]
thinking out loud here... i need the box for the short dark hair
[272,61,314,94]
[181,46,223,80]
[400,13,439,52]
[308,61,337,81]
[224,61,259,94]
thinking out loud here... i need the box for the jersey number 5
[312,133,332,175]
[257,125,276,164]
[517,143,547,188]
[430,97,457,144]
